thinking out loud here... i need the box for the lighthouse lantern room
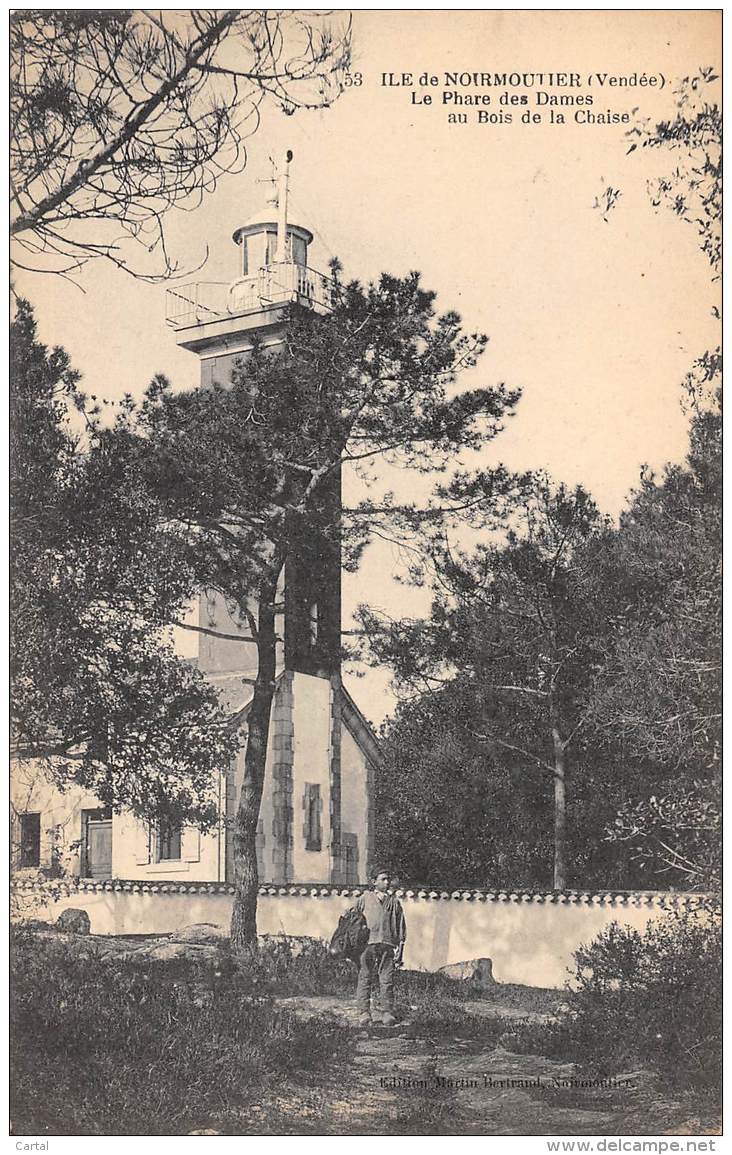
[165,149,334,355]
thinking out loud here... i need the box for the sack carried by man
[329,908,369,964]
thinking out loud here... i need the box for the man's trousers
[356,942,395,1014]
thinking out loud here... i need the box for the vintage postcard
[10,9,721,1142]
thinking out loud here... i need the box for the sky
[15,11,721,724]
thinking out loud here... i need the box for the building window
[303,784,322,852]
[19,813,41,868]
[342,833,359,885]
[156,819,182,862]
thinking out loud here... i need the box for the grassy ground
[10,927,720,1136]
[10,928,353,1135]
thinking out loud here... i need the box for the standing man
[353,867,407,1027]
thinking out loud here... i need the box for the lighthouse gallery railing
[166,263,336,330]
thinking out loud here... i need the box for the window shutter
[135,820,152,866]
[181,827,200,863]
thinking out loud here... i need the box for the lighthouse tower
[165,154,375,888]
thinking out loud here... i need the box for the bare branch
[10,10,351,277]
[172,619,257,645]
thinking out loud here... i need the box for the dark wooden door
[86,820,112,879]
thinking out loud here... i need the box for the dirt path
[232,997,720,1136]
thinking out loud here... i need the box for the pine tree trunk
[552,722,567,890]
[230,567,280,955]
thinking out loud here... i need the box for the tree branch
[11,12,239,236]
[467,729,558,778]
[172,619,257,645]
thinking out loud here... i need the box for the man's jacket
[354,891,407,949]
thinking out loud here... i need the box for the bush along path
[10,924,720,1136]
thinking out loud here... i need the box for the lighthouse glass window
[242,231,272,275]
[264,231,278,265]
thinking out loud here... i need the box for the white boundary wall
[11,880,708,989]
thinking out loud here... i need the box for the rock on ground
[439,958,496,989]
[114,941,221,964]
[171,923,229,945]
[260,933,327,958]
[55,908,91,935]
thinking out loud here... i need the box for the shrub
[509,911,721,1092]
[210,935,356,997]
[10,928,353,1135]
